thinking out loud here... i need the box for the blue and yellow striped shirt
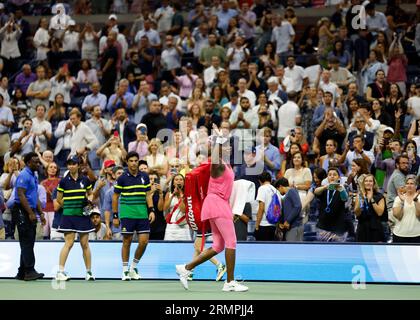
[57,175,92,217]
[114,170,151,219]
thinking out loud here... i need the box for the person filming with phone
[314,167,349,242]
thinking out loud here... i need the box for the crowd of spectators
[1,0,420,243]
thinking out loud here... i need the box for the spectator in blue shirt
[312,91,343,127]
[12,152,45,281]
[275,177,303,241]
[256,127,281,179]
[103,165,124,240]
[106,79,135,116]
[216,0,238,33]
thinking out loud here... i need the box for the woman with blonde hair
[96,134,127,166]
[219,106,232,123]
[146,138,169,180]
[392,175,420,243]
[165,131,195,167]
[284,151,313,222]
[186,87,205,113]
[285,7,298,27]
[0,157,21,200]
[354,174,386,242]
[187,103,205,129]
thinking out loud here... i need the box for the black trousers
[393,234,420,244]
[12,205,37,275]
[254,226,276,241]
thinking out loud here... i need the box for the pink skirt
[201,193,232,221]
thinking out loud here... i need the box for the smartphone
[113,131,119,138]
[290,129,296,137]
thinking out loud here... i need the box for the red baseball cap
[104,159,116,169]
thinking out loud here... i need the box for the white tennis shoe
[176,264,192,290]
[222,280,249,292]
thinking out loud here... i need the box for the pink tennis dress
[201,164,234,221]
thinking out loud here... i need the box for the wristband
[113,212,119,219]
[148,207,155,213]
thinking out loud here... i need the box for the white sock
[130,258,139,271]
[123,262,129,273]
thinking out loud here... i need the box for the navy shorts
[58,215,94,233]
[121,218,150,235]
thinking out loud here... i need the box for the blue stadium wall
[1,241,420,283]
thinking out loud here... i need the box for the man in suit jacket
[112,107,136,151]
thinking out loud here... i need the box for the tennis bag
[266,189,282,224]
[184,160,211,237]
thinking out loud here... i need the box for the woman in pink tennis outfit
[176,124,249,292]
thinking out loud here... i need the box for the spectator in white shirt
[319,69,340,104]
[0,18,22,77]
[277,91,301,142]
[89,211,108,240]
[76,59,98,85]
[303,55,322,88]
[204,56,225,88]
[161,34,183,78]
[230,96,259,152]
[33,18,50,61]
[275,66,294,94]
[341,134,375,173]
[85,106,112,169]
[271,14,295,59]
[0,77,10,106]
[226,35,250,80]
[31,104,52,153]
[407,84,420,120]
[266,76,287,109]
[49,3,71,39]
[79,22,99,67]
[154,0,174,35]
[68,108,98,157]
[284,55,305,92]
[237,78,256,108]
[61,20,80,56]
[49,66,74,105]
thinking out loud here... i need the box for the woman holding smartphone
[403,140,420,174]
[314,167,349,242]
[163,174,191,241]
